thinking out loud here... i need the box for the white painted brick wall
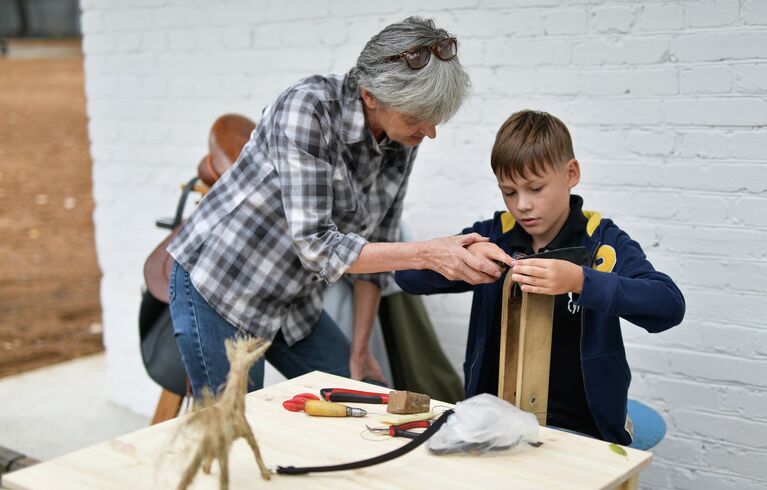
[79,1,766,488]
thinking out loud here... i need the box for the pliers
[365,420,431,439]
[282,393,320,412]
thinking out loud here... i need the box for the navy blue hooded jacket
[395,200,685,445]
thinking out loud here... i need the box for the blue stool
[627,399,666,450]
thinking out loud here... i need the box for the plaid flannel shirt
[168,73,417,345]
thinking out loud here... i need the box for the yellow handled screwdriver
[303,399,367,417]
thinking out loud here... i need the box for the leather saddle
[197,113,256,188]
[139,114,255,395]
[143,114,255,303]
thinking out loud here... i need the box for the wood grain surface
[3,371,651,490]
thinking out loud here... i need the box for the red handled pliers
[365,420,431,439]
[282,392,320,412]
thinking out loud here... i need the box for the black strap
[275,409,454,475]
[172,176,200,227]
[154,176,199,229]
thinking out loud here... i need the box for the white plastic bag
[427,394,540,455]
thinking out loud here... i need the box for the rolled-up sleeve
[272,90,367,284]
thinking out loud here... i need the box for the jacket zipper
[580,242,599,438]
[578,308,596,431]
[466,347,481,395]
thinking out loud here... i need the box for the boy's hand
[467,242,515,270]
[510,258,584,295]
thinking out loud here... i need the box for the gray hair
[349,17,471,124]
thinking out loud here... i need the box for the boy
[395,110,685,445]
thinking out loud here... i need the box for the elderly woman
[168,17,512,397]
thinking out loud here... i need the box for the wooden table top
[3,371,651,489]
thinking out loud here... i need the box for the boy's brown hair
[491,110,575,181]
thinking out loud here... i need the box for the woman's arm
[347,233,513,285]
[348,279,386,383]
[272,94,509,287]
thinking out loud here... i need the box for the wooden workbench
[3,371,651,489]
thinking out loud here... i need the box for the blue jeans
[169,261,351,398]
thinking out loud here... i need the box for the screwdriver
[303,399,367,417]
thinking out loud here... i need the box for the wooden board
[3,371,651,490]
[498,271,555,425]
[498,276,522,402]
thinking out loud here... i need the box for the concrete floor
[0,36,150,479]
[0,353,150,462]
[1,38,82,59]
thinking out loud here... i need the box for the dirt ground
[0,44,103,378]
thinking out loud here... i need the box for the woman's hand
[467,242,515,271]
[350,348,387,385]
[422,233,511,284]
[510,258,584,295]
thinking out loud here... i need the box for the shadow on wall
[0,0,81,38]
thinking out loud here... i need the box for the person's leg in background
[266,311,351,380]
[169,261,265,398]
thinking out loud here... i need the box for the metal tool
[365,420,432,439]
[512,246,591,265]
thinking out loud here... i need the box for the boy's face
[497,159,581,250]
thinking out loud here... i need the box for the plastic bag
[427,394,540,455]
